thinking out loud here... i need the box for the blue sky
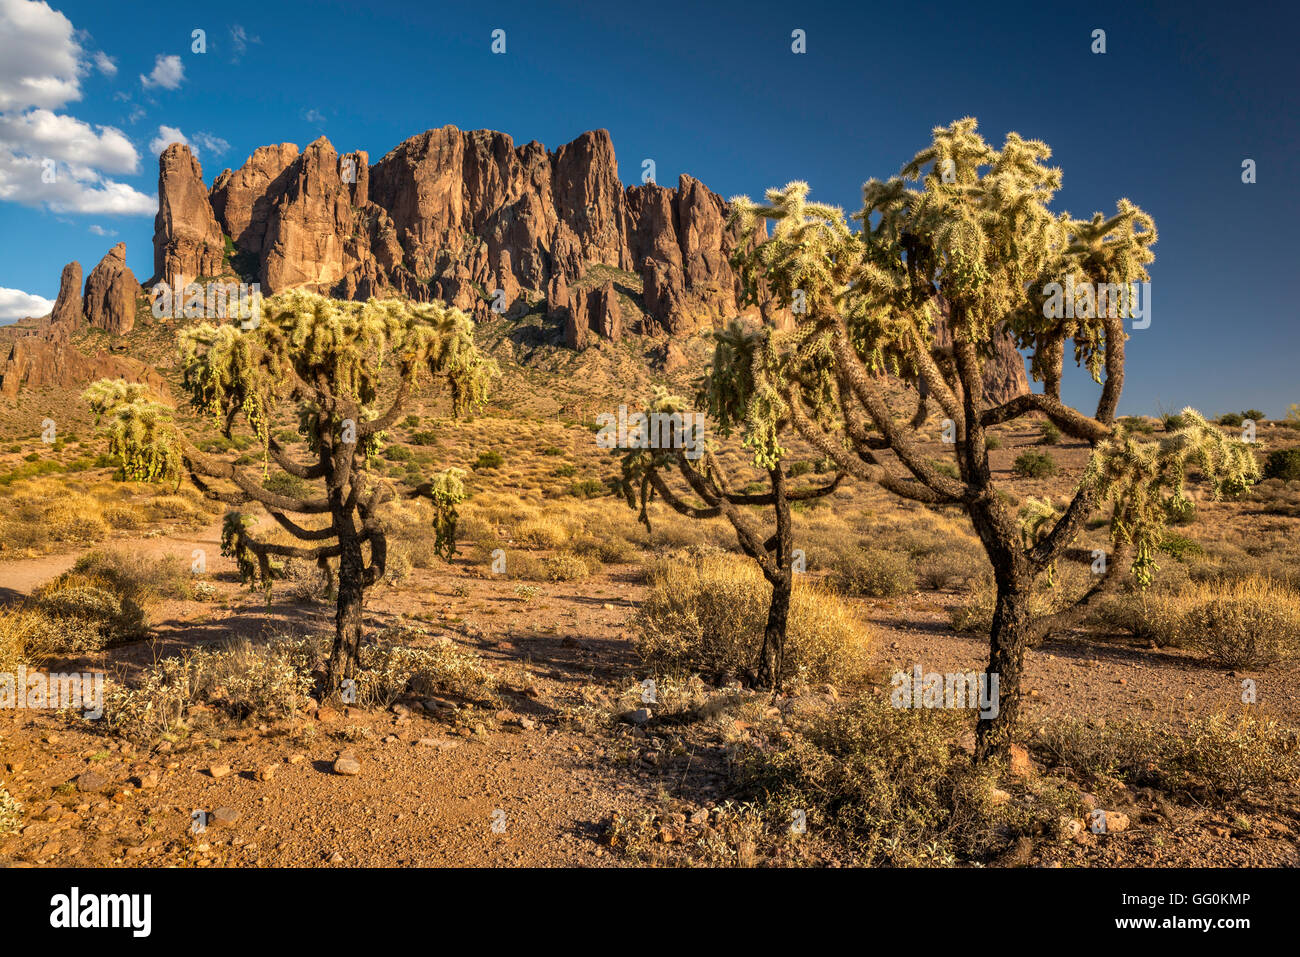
[0,0,1296,416]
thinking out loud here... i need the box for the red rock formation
[143,124,1027,402]
[0,256,162,399]
[153,144,224,291]
[50,260,82,329]
[84,243,139,334]
[211,143,300,255]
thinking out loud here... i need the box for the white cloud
[0,108,137,173]
[303,108,325,125]
[149,124,190,156]
[140,53,183,91]
[0,285,55,321]
[191,130,229,157]
[230,24,260,62]
[0,149,155,214]
[0,3,153,218]
[88,223,116,236]
[0,0,84,111]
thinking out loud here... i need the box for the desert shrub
[553,463,577,477]
[0,786,20,835]
[543,551,593,582]
[409,430,439,445]
[1243,410,1266,423]
[0,607,64,671]
[29,550,192,652]
[383,543,414,583]
[1263,448,1300,482]
[541,446,563,456]
[1160,412,1187,431]
[1118,416,1155,434]
[1218,412,1245,428]
[101,656,195,743]
[101,504,145,529]
[474,450,504,470]
[566,478,608,498]
[1034,712,1300,801]
[916,545,985,590]
[1012,450,1057,478]
[1182,577,1300,667]
[830,546,916,598]
[735,696,1015,865]
[571,532,637,564]
[356,636,496,707]
[264,472,313,498]
[515,516,571,549]
[383,444,413,462]
[984,435,1003,451]
[635,548,872,685]
[1037,421,1061,445]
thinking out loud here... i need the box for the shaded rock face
[153,144,224,291]
[147,124,1026,403]
[84,243,139,334]
[50,261,82,328]
[171,126,749,334]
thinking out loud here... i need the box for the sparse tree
[618,324,842,688]
[727,119,1259,760]
[86,290,497,691]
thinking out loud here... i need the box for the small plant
[1263,448,1300,482]
[1012,450,1057,478]
[1037,421,1061,445]
[514,584,540,602]
[474,450,504,470]
[1218,412,1245,427]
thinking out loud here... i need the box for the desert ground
[1,295,1298,869]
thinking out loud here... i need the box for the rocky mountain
[155,124,1025,402]
[0,124,1027,405]
[0,248,157,399]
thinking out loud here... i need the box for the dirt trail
[0,521,225,599]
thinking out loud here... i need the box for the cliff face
[174,126,752,339]
[148,125,1027,403]
[0,249,159,399]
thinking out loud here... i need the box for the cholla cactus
[618,325,842,688]
[728,118,1257,760]
[85,291,498,690]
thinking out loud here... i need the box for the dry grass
[635,547,873,686]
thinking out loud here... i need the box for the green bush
[1037,421,1061,445]
[1013,450,1057,478]
[1263,448,1300,482]
[474,450,504,470]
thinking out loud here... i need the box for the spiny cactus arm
[266,435,328,480]
[828,316,973,500]
[980,392,1111,442]
[784,386,948,504]
[648,467,724,521]
[180,439,333,514]
[356,375,412,439]
[264,509,337,541]
[1026,485,1099,569]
